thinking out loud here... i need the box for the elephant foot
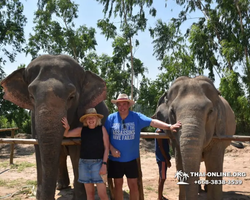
[198,185,202,193]
[204,184,208,192]
[198,185,207,194]
[56,182,71,190]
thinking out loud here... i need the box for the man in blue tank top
[105,94,182,200]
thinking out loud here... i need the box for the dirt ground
[0,136,250,200]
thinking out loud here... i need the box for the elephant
[1,54,109,200]
[153,76,236,200]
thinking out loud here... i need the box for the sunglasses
[122,120,126,129]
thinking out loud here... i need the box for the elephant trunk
[35,106,66,200]
[178,119,205,200]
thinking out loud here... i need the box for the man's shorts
[108,159,139,178]
[78,158,103,184]
[157,161,168,179]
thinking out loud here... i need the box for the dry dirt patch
[0,138,250,200]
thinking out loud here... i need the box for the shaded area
[198,190,250,200]
[0,133,34,159]
[56,185,130,199]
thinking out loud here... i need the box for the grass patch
[0,179,7,187]
[11,161,35,172]
[0,161,35,172]
[0,161,9,168]
[0,178,37,189]
[145,186,155,191]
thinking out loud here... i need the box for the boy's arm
[157,138,171,168]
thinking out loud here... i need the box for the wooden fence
[1,133,250,145]
[0,127,18,164]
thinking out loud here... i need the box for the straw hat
[111,94,135,107]
[79,108,104,123]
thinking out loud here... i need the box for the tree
[26,0,97,62]
[82,50,146,113]
[96,0,154,101]
[0,0,27,130]
[0,0,27,72]
[136,77,165,116]
[219,70,250,135]
[150,20,203,82]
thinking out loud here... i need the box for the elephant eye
[68,94,75,101]
[29,95,34,101]
[207,109,213,118]
[208,109,213,115]
[207,108,214,121]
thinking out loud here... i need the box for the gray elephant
[153,76,236,200]
[1,54,109,200]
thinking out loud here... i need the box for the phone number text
[194,180,243,185]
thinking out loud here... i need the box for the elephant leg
[34,145,42,200]
[174,146,185,200]
[204,143,225,200]
[57,146,70,190]
[68,145,87,200]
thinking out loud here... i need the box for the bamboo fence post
[10,129,15,164]
[0,127,18,165]
[137,155,144,200]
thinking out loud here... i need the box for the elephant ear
[152,92,168,119]
[77,71,107,118]
[1,68,33,110]
[157,92,168,107]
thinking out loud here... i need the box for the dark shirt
[155,129,171,162]
[80,125,104,159]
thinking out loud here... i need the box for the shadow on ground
[0,143,34,159]
[0,133,34,159]
[56,186,130,200]
[198,189,250,200]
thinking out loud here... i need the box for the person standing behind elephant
[104,93,182,200]
[155,128,171,200]
[62,108,109,200]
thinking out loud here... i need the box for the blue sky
[4,0,211,85]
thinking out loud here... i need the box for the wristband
[102,162,107,165]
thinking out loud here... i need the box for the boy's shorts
[108,159,139,178]
[78,158,103,184]
[157,161,168,179]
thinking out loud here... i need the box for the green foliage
[96,0,152,100]
[0,116,8,128]
[136,77,165,116]
[97,19,117,40]
[0,86,31,131]
[150,20,179,61]
[219,70,250,135]
[150,20,203,82]
[0,0,27,68]
[26,0,97,62]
